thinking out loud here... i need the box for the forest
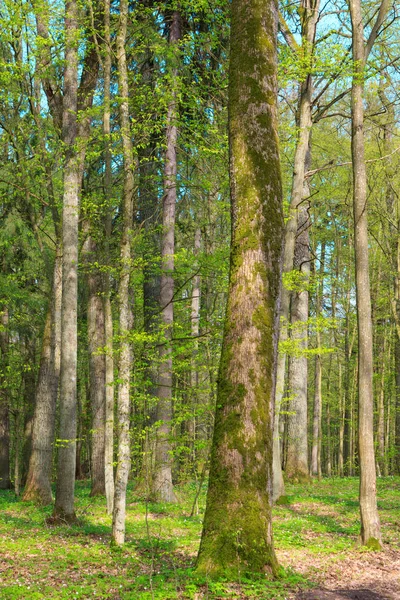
[0,0,400,598]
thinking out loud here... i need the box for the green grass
[0,477,399,599]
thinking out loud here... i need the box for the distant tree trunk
[112,0,135,545]
[196,0,283,577]
[53,0,80,521]
[338,362,344,477]
[311,242,325,476]
[272,0,319,501]
[21,336,36,486]
[325,355,333,476]
[152,10,181,503]
[285,201,311,482]
[187,227,202,469]
[23,253,62,504]
[83,233,106,497]
[0,305,10,490]
[349,0,383,547]
[103,0,114,515]
[377,334,387,476]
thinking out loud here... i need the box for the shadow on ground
[297,589,392,600]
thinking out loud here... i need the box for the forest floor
[0,477,399,599]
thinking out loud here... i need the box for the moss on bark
[196,0,283,580]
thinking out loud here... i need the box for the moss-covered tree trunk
[196,0,283,578]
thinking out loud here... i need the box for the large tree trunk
[152,10,181,503]
[53,0,80,521]
[196,0,283,577]
[112,0,135,545]
[23,253,62,504]
[349,0,382,547]
[285,201,311,482]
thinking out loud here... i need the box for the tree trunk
[188,227,202,469]
[311,242,325,476]
[112,0,135,545]
[196,0,283,577]
[84,234,106,497]
[349,0,382,548]
[377,334,387,476]
[0,305,10,490]
[103,0,114,516]
[338,362,344,477]
[272,0,319,501]
[285,201,311,482]
[53,0,80,521]
[152,10,182,503]
[23,253,62,504]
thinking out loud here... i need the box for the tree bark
[112,0,135,545]
[196,0,283,577]
[53,0,80,521]
[285,200,311,482]
[311,243,325,476]
[349,0,383,547]
[83,233,106,497]
[272,0,320,501]
[23,253,62,504]
[152,10,182,503]
[0,305,10,490]
[103,0,114,515]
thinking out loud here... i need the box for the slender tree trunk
[196,0,283,577]
[349,0,382,547]
[53,0,80,521]
[272,0,319,500]
[377,334,387,476]
[23,253,62,503]
[286,198,311,482]
[104,0,114,515]
[0,305,10,490]
[188,227,202,468]
[326,355,333,476]
[21,336,36,487]
[83,233,106,497]
[311,242,325,476]
[338,362,345,477]
[112,0,135,545]
[152,10,182,503]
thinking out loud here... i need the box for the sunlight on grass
[0,477,398,598]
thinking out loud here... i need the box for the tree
[196,0,283,577]
[152,9,182,503]
[52,0,80,522]
[112,0,135,545]
[348,0,390,548]
[273,0,320,498]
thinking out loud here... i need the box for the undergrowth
[0,477,398,599]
